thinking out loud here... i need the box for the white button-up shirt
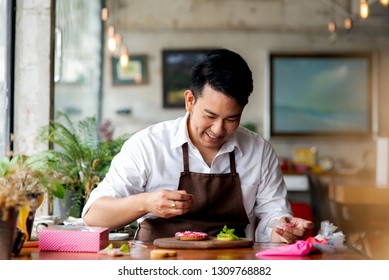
[82,113,292,242]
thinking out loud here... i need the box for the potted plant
[36,112,128,219]
[0,154,65,259]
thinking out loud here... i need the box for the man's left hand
[271,216,314,243]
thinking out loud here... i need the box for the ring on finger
[171,201,176,209]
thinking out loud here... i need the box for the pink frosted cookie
[175,231,208,241]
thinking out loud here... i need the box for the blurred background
[1,0,389,259]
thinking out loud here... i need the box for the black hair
[189,49,253,107]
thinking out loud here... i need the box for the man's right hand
[145,190,194,218]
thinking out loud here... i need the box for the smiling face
[185,83,244,154]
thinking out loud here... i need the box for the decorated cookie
[175,231,208,241]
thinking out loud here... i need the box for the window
[0,0,15,157]
[54,0,103,124]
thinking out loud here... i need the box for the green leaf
[120,244,129,252]
[217,225,239,240]
[104,243,114,250]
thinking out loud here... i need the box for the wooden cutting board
[153,237,254,249]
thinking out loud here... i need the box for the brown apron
[136,142,250,241]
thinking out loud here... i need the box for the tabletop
[12,240,368,260]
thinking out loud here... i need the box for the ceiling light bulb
[328,21,336,33]
[107,37,116,53]
[344,17,353,30]
[101,7,109,21]
[120,54,129,68]
[120,49,129,68]
[380,0,389,6]
[360,0,369,19]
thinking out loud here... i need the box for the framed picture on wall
[269,52,372,137]
[162,49,213,108]
[112,54,148,85]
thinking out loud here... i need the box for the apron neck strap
[183,142,190,172]
[229,150,236,173]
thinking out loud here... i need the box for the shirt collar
[171,112,243,157]
[220,131,242,157]
[171,112,190,149]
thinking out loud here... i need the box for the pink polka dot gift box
[39,225,109,253]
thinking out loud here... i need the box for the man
[82,49,313,243]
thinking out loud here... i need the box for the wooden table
[12,240,368,260]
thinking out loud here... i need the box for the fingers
[171,190,195,202]
[161,190,194,205]
[285,216,314,229]
[168,199,192,211]
[282,223,305,237]
[159,199,191,218]
[170,200,177,209]
[275,226,303,244]
[303,221,314,230]
[150,190,194,218]
[274,217,313,243]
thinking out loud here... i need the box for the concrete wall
[102,0,389,171]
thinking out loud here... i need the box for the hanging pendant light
[119,45,129,68]
[327,0,337,43]
[328,21,336,33]
[380,0,389,6]
[360,0,369,19]
[105,1,130,62]
[101,7,109,21]
[344,17,353,30]
[107,25,116,53]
